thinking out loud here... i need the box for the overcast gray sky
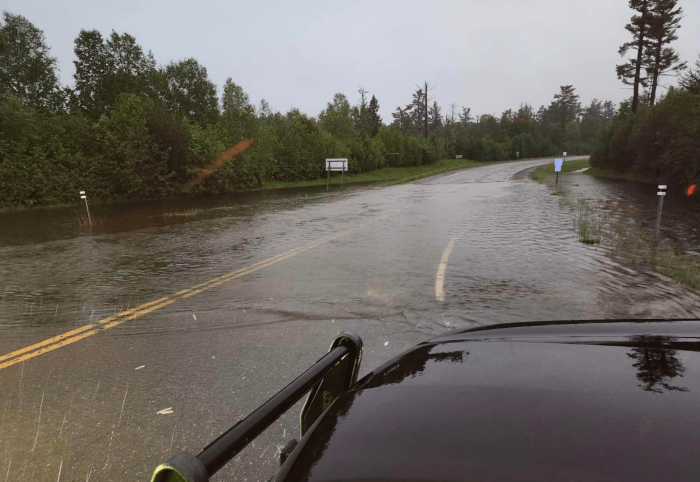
[5,0,700,121]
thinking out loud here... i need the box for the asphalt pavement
[1,156,699,481]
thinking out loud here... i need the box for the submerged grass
[162,208,203,218]
[543,176,700,291]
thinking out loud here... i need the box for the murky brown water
[562,173,700,253]
[1,160,699,481]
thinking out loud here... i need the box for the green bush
[591,88,700,185]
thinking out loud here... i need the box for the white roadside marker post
[655,185,666,242]
[79,191,92,227]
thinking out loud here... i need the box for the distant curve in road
[417,156,590,185]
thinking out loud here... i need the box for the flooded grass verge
[162,208,204,218]
[531,160,591,183]
[539,174,700,291]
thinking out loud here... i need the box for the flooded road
[1,157,700,481]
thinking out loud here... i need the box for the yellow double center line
[0,224,367,371]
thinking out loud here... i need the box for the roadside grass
[586,167,656,184]
[259,159,484,190]
[531,159,591,183]
[257,157,555,191]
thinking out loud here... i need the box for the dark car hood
[277,320,700,482]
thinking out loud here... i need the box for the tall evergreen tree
[406,87,425,136]
[391,105,412,134]
[553,85,580,137]
[678,54,700,94]
[602,101,617,120]
[643,0,686,105]
[535,105,547,123]
[429,101,442,132]
[351,87,373,136]
[458,106,472,125]
[367,95,382,137]
[617,0,653,113]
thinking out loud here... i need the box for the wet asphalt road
[1,157,700,481]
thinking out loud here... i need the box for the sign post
[325,159,348,191]
[554,158,563,185]
[79,190,92,227]
[563,151,567,169]
[655,185,666,242]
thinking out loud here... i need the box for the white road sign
[563,152,567,157]
[456,155,462,159]
[326,158,348,172]
[554,159,563,172]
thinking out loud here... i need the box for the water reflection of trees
[627,336,689,393]
[367,345,469,387]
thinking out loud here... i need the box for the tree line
[0,11,612,209]
[593,0,700,186]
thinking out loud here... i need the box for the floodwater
[0,158,699,481]
[562,173,700,253]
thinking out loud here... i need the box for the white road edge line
[435,237,456,302]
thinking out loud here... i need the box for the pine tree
[553,85,580,137]
[678,55,700,94]
[458,107,472,125]
[429,101,442,132]
[643,0,686,105]
[406,87,424,136]
[367,95,382,137]
[617,0,654,113]
[602,101,617,121]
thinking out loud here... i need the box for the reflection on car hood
[277,319,700,482]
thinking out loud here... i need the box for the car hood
[276,320,700,482]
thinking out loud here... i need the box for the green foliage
[0,12,64,111]
[592,88,700,185]
[318,93,354,142]
[71,29,157,118]
[679,55,700,94]
[367,95,382,137]
[160,58,219,126]
[221,78,255,141]
[146,102,190,175]
[0,9,614,210]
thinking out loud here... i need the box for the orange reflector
[686,184,697,196]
